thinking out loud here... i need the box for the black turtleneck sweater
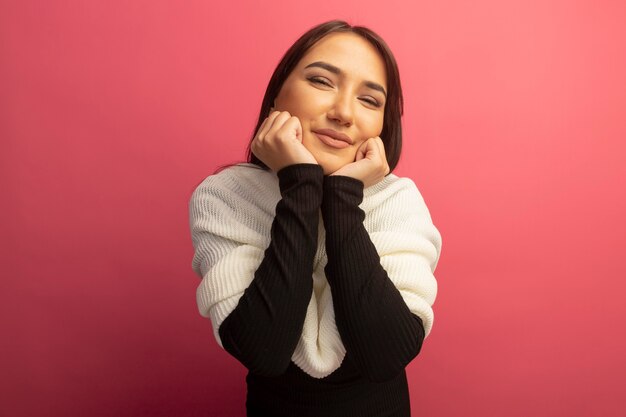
[217,163,426,417]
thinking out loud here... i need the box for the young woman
[189,20,442,417]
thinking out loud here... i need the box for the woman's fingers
[337,137,389,187]
[256,111,283,141]
[276,115,303,142]
[256,111,303,148]
[373,137,390,175]
[355,138,370,161]
[263,111,293,140]
[252,111,316,171]
[356,137,385,163]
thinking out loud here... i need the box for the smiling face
[273,32,387,175]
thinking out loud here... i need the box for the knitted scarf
[190,163,442,378]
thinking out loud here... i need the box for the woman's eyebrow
[304,61,387,98]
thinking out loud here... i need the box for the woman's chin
[320,165,333,175]
[318,161,341,176]
[315,155,354,176]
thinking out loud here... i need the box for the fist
[330,137,390,188]
[251,111,317,172]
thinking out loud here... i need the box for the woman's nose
[327,92,354,127]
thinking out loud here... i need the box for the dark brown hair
[246,20,404,172]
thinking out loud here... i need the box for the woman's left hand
[329,137,390,188]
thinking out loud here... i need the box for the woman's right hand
[251,111,318,172]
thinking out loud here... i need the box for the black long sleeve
[321,175,425,383]
[218,163,324,377]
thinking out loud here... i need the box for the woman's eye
[361,97,382,108]
[308,77,332,87]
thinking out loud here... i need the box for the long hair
[246,20,404,172]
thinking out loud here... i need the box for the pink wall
[2,0,625,416]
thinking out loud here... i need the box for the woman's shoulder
[194,163,276,193]
[362,173,441,254]
[363,173,425,206]
[362,172,438,224]
[190,163,280,211]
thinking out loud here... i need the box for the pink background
[2,0,625,416]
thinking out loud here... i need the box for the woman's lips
[314,132,350,149]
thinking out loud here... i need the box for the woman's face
[273,32,387,175]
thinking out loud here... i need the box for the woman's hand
[330,137,390,188]
[251,111,318,172]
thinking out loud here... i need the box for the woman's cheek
[274,84,305,115]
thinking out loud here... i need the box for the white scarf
[190,164,442,378]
